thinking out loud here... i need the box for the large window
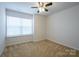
[7,16,33,37]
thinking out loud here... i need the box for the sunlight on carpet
[1,40,79,57]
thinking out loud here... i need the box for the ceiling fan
[31,2,53,13]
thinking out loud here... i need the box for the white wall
[6,14,47,46]
[6,35,33,46]
[47,5,79,50]
[0,8,6,55]
[33,14,47,41]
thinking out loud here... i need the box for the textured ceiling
[0,2,79,15]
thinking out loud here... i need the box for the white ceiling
[0,2,79,15]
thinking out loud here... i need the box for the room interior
[0,2,79,57]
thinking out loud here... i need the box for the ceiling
[0,2,79,15]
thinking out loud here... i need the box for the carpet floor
[1,40,79,57]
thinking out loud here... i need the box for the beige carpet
[1,40,79,57]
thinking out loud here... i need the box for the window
[7,16,33,37]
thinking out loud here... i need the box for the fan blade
[45,2,52,7]
[45,8,48,12]
[37,10,39,13]
[31,7,38,8]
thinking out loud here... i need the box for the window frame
[7,15,33,37]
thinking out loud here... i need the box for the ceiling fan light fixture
[31,2,53,13]
[38,7,45,12]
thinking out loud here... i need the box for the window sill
[7,34,33,38]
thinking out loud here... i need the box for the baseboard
[48,38,79,51]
